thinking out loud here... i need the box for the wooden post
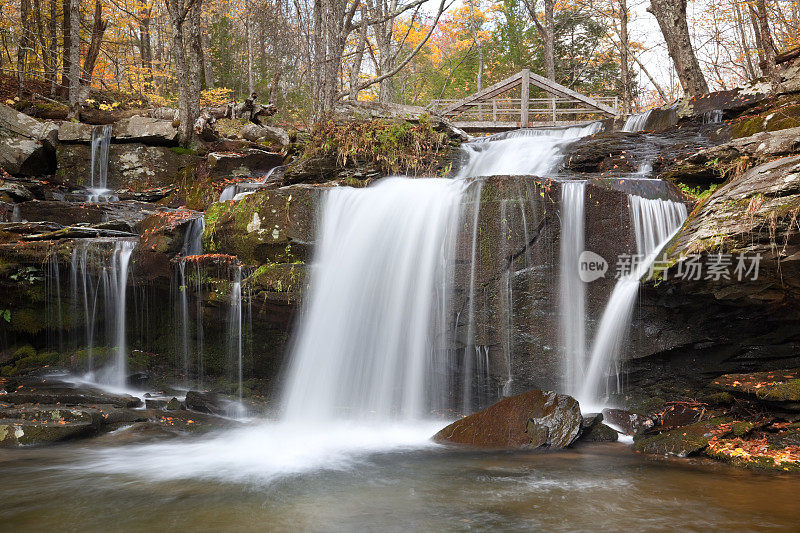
[552,98,557,125]
[520,68,530,127]
[492,99,497,122]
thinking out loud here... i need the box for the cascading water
[457,124,602,177]
[218,166,284,202]
[559,181,586,396]
[181,217,205,256]
[622,110,653,132]
[282,178,465,420]
[229,266,244,405]
[105,240,135,387]
[283,123,603,421]
[578,195,687,408]
[88,125,115,202]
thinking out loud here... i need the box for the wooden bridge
[428,69,620,132]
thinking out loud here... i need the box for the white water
[218,166,283,202]
[181,217,205,256]
[458,123,602,177]
[88,125,114,202]
[106,240,135,387]
[229,266,244,406]
[560,181,586,397]
[66,239,136,386]
[578,195,687,409]
[622,110,653,132]
[282,177,464,420]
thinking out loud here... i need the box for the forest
[3,0,799,136]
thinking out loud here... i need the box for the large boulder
[57,121,95,142]
[0,104,58,144]
[662,155,800,304]
[207,149,284,179]
[113,115,178,144]
[0,105,58,176]
[239,123,290,146]
[433,389,583,449]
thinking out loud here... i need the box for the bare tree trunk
[523,0,555,81]
[756,0,781,91]
[66,0,80,117]
[349,8,367,99]
[202,23,214,88]
[733,2,757,81]
[17,0,32,97]
[61,0,70,91]
[187,1,203,133]
[246,0,255,93]
[649,0,709,96]
[81,0,108,86]
[543,0,555,81]
[139,6,154,87]
[618,0,631,113]
[165,0,195,144]
[47,0,58,95]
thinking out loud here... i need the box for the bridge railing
[427,96,618,125]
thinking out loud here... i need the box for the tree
[66,0,80,116]
[649,0,709,96]
[165,0,204,145]
[522,0,556,81]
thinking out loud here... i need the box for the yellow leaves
[201,87,234,107]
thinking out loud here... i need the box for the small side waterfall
[88,125,114,202]
[228,266,244,404]
[622,110,653,132]
[182,217,205,256]
[64,239,137,387]
[107,240,135,387]
[559,181,586,396]
[282,178,464,420]
[578,195,687,408]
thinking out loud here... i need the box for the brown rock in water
[433,390,582,449]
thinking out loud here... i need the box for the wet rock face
[55,143,196,190]
[433,389,583,449]
[207,150,284,179]
[562,127,718,177]
[662,155,800,305]
[203,185,320,265]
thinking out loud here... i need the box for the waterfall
[88,125,114,202]
[457,123,602,177]
[622,110,653,132]
[282,123,605,421]
[218,166,284,202]
[182,217,205,256]
[559,181,586,396]
[229,266,244,405]
[106,240,135,388]
[282,177,464,420]
[578,195,687,408]
[177,259,190,382]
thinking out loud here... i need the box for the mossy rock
[634,417,731,457]
[202,186,320,265]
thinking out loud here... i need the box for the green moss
[756,379,800,402]
[732,421,754,437]
[705,392,736,406]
